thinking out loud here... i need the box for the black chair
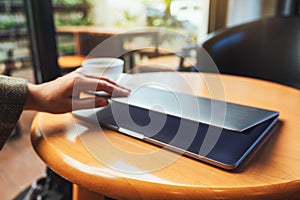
[201,16,300,89]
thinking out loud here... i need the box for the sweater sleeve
[0,75,28,150]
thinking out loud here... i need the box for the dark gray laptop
[73,86,279,170]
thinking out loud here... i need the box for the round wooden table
[31,72,300,200]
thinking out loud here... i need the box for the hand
[24,70,130,114]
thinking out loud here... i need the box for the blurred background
[0,0,298,199]
[0,0,284,77]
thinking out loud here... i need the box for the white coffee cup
[79,57,124,81]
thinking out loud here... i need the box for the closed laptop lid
[112,86,279,132]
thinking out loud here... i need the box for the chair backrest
[24,0,61,83]
[202,16,300,89]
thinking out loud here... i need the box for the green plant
[146,0,183,28]
[53,0,90,6]
[53,0,91,27]
[0,21,16,30]
[115,11,138,28]
[57,46,75,56]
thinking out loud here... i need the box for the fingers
[73,72,130,97]
[72,97,109,111]
[95,81,130,97]
[85,74,130,92]
[82,73,116,85]
[74,70,129,90]
[74,69,117,86]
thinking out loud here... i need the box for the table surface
[31,72,300,200]
[56,25,124,36]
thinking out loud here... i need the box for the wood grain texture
[31,72,300,199]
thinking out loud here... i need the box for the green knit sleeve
[0,75,28,150]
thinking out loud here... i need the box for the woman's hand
[24,70,130,114]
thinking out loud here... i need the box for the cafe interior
[0,0,300,199]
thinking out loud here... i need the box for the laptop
[73,85,279,170]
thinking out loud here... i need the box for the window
[90,0,210,41]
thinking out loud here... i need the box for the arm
[0,71,130,149]
[0,76,28,149]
